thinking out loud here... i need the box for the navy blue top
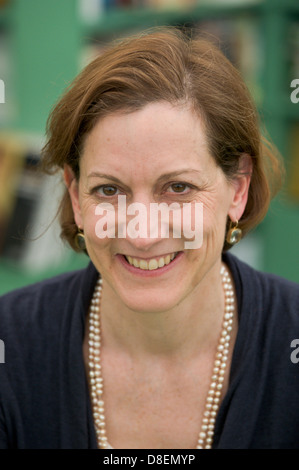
[0,253,299,449]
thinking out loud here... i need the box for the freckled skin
[66,102,249,314]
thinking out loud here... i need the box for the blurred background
[0,0,298,295]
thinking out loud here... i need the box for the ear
[227,154,252,222]
[63,165,83,229]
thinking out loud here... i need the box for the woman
[0,28,298,450]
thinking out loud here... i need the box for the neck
[99,261,227,361]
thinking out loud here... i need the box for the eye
[96,185,119,196]
[168,183,189,193]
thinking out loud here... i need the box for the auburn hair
[41,27,284,252]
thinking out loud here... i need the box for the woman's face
[66,102,250,312]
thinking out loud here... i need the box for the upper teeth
[125,253,177,270]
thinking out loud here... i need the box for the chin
[93,249,187,310]
[114,283,185,314]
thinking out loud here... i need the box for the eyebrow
[87,172,124,184]
[87,169,202,184]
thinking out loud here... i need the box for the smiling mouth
[123,252,180,271]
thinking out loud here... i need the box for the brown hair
[41,27,284,252]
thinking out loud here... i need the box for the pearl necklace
[88,265,234,449]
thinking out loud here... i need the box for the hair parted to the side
[41,26,284,252]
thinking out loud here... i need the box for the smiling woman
[0,27,299,450]
[64,102,238,316]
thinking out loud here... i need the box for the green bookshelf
[0,0,298,294]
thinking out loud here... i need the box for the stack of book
[0,134,68,271]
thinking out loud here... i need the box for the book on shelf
[79,0,202,22]
[1,151,43,262]
[20,166,69,272]
[80,14,263,107]
[0,135,69,272]
[0,135,24,254]
[191,16,263,105]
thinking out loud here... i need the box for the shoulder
[224,252,299,357]
[0,261,98,394]
[224,252,299,319]
[221,255,299,450]
[0,268,80,319]
[224,252,299,373]
[0,263,99,448]
[0,262,98,340]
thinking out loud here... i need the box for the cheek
[80,202,97,237]
[197,192,228,233]
[202,210,228,255]
[186,191,230,260]
[81,206,114,259]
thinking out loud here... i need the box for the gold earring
[226,220,242,245]
[75,228,86,251]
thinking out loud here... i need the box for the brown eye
[98,185,118,196]
[170,183,188,193]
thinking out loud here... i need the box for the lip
[116,251,184,277]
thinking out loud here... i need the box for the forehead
[80,102,213,177]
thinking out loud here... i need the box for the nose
[126,235,161,253]
[117,194,179,253]
[122,197,160,252]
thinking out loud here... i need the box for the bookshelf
[0,0,298,295]
[81,1,262,37]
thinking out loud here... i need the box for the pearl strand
[87,277,109,448]
[196,265,234,449]
[88,265,234,449]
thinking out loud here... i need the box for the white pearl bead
[88,267,234,450]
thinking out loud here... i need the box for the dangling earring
[75,228,86,251]
[226,220,242,245]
